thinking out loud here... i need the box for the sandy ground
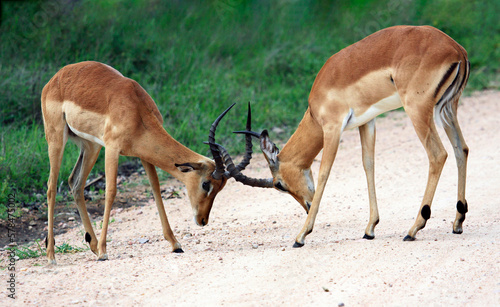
[2,91,499,306]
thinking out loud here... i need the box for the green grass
[0,0,499,218]
[4,240,88,260]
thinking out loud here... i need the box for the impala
[216,25,470,247]
[41,61,242,264]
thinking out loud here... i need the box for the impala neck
[278,108,324,169]
[134,120,209,181]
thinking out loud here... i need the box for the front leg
[294,127,342,247]
[359,120,379,239]
[97,147,120,260]
[141,160,183,253]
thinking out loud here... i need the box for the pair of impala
[42,26,470,264]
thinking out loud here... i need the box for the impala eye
[275,182,288,192]
[202,181,211,192]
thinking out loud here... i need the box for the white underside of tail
[435,62,462,128]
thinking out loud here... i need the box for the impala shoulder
[131,81,163,124]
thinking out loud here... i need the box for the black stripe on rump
[434,62,459,99]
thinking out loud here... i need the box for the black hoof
[85,232,92,244]
[452,230,463,234]
[403,235,415,241]
[173,248,184,253]
[97,258,108,261]
[293,241,304,248]
[363,234,375,240]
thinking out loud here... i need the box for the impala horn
[214,103,273,188]
[208,103,235,180]
[235,102,254,172]
[217,143,274,188]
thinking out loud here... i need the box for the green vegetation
[1,0,499,218]
[3,240,88,260]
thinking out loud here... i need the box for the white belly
[344,92,402,130]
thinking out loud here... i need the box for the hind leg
[68,139,102,255]
[403,97,448,241]
[442,101,469,234]
[43,120,69,264]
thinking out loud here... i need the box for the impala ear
[175,162,203,173]
[260,130,279,170]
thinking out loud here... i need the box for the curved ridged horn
[216,143,274,188]
[208,103,236,180]
[234,102,253,172]
[233,130,261,138]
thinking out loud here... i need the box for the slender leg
[294,125,343,247]
[404,103,448,241]
[441,100,469,234]
[96,147,120,260]
[42,100,70,265]
[45,138,67,264]
[141,159,183,253]
[68,139,102,255]
[359,119,379,239]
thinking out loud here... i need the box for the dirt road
[2,91,499,306]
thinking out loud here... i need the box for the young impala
[216,26,470,247]
[41,61,242,264]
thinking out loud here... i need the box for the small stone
[138,238,149,244]
[68,217,75,221]
[338,303,345,307]
[252,243,259,249]
[29,220,37,226]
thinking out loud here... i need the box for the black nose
[306,202,311,212]
[201,218,207,226]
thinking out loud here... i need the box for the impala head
[173,103,237,227]
[175,161,227,226]
[214,105,315,213]
[258,130,315,212]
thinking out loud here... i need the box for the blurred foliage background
[0,0,499,217]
